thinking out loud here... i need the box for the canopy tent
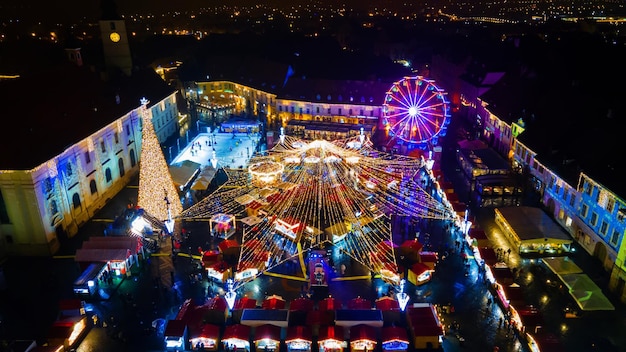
[234,296,258,310]
[542,257,583,275]
[375,296,400,311]
[348,297,371,310]
[319,296,342,311]
[169,160,201,188]
[382,326,409,351]
[286,325,312,343]
[350,324,377,351]
[494,207,573,254]
[559,274,615,311]
[289,297,314,312]
[222,324,251,351]
[262,295,286,310]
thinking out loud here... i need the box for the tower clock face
[109,32,121,43]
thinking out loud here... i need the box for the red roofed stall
[253,324,282,352]
[318,326,347,352]
[222,324,251,351]
[349,324,377,352]
[382,326,409,352]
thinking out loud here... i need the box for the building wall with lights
[0,93,179,257]
[187,80,382,141]
[511,138,626,301]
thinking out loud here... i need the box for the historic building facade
[0,92,179,257]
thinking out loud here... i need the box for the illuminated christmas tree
[137,98,183,229]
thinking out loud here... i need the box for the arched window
[130,149,137,167]
[90,179,98,195]
[72,193,81,209]
[105,168,112,183]
[118,158,125,177]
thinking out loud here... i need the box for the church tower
[99,0,132,76]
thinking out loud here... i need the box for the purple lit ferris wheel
[383,76,450,144]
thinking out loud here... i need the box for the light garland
[137,99,183,223]
[179,135,456,289]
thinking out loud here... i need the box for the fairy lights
[137,98,183,223]
[179,134,456,289]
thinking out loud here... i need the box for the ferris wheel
[383,76,450,144]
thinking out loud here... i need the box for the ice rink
[171,131,261,170]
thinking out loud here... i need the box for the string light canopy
[137,98,183,227]
[179,135,456,288]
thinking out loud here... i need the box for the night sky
[0,0,318,22]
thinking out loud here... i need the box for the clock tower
[99,0,132,76]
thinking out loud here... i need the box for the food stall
[285,325,313,352]
[222,324,252,352]
[164,320,188,351]
[349,324,377,352]
[382,326,409,352]
[253,324,282,352]
[318,325,347,352]
[189,324,220,351]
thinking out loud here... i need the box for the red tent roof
[262,295,286,309]
[202,250,222,267]
[382,326,409,343]
[306,310,334,326]
[254,324,281,341]
[411,323,444,337]
[286,325,312,342]
[234,296,258,310]
[319,296,342,311]
[289,297,314,311]
[223,324,251,340]
[410,262,432,276]
[469,228,488,239]
[218,239,240,252]
[191,323,220,339]
[348,297,371,309]
[375,296,400,311]
[400,240,424,253]
[318,325,345,341]
[478,247,498,264]
[164,319,187,336]
[350,324,376,342]
[206,296,228,311]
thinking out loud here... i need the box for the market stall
[285,326,313,352]
[382,326,409,352]
[318,326,347,352]
[349,324,377,352]
[46,316,88,352]
[189,324,220,351]
[222,324,251,352]
[253,324,282,352]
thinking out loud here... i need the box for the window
[72,193,81,209]
[109,22,116,31]
[114,132,119,144]
[316,107,320,113]
[90,180,98,195]
[569,195,575,207]
[563,190,569,201]
[338,108,342,115]
[328,108,331,114]
[105,168,112,183]
[84,152,91,164]
[607,198,615,213]
[600,221,608,235]
[611,229,620,245]
[349,109,352,115]
[65,163,73,177]
[590,212,598,226]
[100,140,106,153]
[126,124,131,136]
[581,204,589,218]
